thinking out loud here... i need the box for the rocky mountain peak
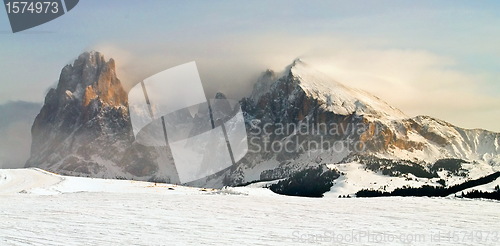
[290,57,304,67]
[55,51,127,108]
[249,69,277,103]
[27,51,163,180]
[246,59,407,121]
[286,59,407,119]
[284,58,306,76]
[225,59,500,186]
[215,92,227,100]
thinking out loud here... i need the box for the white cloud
[93,34,500,132]
[305,47,500,131]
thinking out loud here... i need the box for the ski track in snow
[0,169,499,246]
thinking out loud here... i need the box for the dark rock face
[26,52,165,180]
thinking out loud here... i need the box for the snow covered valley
[0,169,498,245]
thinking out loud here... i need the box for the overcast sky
[0,0,499,132]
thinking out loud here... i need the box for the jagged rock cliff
[26,51,174,181]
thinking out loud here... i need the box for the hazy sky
[0,0,499,131]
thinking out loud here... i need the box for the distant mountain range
[25,51,500,193]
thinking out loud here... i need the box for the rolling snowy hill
[0,168,499,246]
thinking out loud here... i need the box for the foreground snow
[0,169,499,245]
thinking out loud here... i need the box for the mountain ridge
[25,52,500,192]
[26,51,175,182]
[216,58,500,188]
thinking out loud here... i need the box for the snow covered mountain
[26,52,176,182]
[214,59,500,189]
[26,52,500,192]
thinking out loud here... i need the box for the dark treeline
[356,172,500,199]
[346,155,469,179]
[269,165,340,198]
[462,189,500,201]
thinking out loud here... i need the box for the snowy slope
[1,168,499,246]
[0,169,61,195]
[392,116,500,162]
[0,168,209,196]
[325,162,443,197]
[458,177,500,194]
[289,60,500,164]
[289,59,407,120]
